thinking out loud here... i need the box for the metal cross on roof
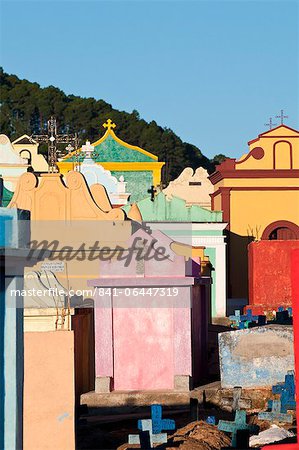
[276,109,288,125]
[103,119,116,131]
[264,117,277,130]
[32,116,79,173]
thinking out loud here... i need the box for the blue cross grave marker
[218,410,259,447]
[127,431,152,449]
[241,309,259,323]
[258,399,293,423]
[229,310,241,328]
[230,309,265,329]
[129,405,175,448]
[239,321,250,329]
[269,371,296,413]
[129,419,167,447]
[138,404,175,434]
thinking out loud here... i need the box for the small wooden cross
[103,119,116,131]
[276,109,288,125]
[148,185,157,202]
[264,117,277,130]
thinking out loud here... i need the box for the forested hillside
[0,69,226,182]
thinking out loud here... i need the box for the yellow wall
[230,190,299,238]
[211,125,299,300]
[237,125,299,170]
[213,193,222,211]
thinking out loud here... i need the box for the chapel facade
[209,124,299,306]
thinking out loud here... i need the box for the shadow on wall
[72,306,95,407]
[226,231,255,305]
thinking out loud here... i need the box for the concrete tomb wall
[124,193,227,318]
[0,207,39,450]
[219,325,294,388]
[0,134,28,193]
[89,227,211,392]
[163,167,213,209]
[12,134,48,173]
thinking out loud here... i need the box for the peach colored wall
[23,331,75,450]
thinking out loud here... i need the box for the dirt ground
[76,404,297,450]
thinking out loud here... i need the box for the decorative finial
[82,140,95,159]
[65,143,74,154]
[103,119,116,131]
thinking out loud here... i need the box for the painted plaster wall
[12,140,48,172]
[94,287,192,391]
[126,192,222,222]
[93,134,155,162]
[230,190,299,238]
[239,126,299,170]
[58,123,164,198]
[228,190,299,300]
[143,222,227,318]
[219,325,294,388]
[111,170,152,202]
[248,240,299,309]
[113,307,174,390]
[23,331,75,450]
[1,208,30,450]
[163,167,213,208]
[4,278,23,450]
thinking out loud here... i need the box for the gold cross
[103,119,116,131]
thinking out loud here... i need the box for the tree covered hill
[0,69,225,182]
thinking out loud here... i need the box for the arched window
[262,221,299,240]
[273,141,292,169]
[19,149,32,165]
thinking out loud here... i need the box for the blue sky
[0,0,298,158]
